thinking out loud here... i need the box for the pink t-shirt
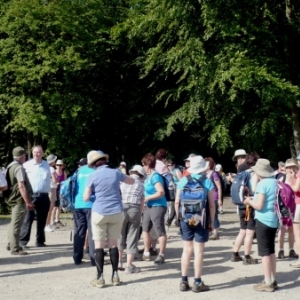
[155,160,168,175]
[295,171,300,204]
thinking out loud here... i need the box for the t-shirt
[254,178,278,228]
[87,166,126,215]
[74,165,95,209]
[155,160,168,175]
[177,174,214,194]
[144,172,167,207]
[209,171,220,201]
[50,166,57,189]
[0,171,7,188]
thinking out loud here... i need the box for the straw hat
[285,158,297,168]
[251,159,275,178]
[187,156,209,174]
[87,150,109,167]
[232,149,247,161]
[47,154,57,164]
[129,165,146,177]
[56,159,65,166]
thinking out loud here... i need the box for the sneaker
[210,234,219,240]
[243,256,258,265]
[154,254,165,265]
[230,253,243,262]
[91,278,105,288]
[219,209,224,214]
[289,249,299,258]
[253,282,275,292]
[142,254,151,261]
[165,220,171,226]
[192,282,210,293]
[11,250,28,255]
[55,220,64,227]
[45,225,54,232]
[125,264,141,274]
[111,275,121,286]
[180,281,189,292]
[83,253,91,261]
[277,250,284,259]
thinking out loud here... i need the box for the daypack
[230,171,253,206]
[160,173,175,202]
[179,175,208,227]
[60,172,78,211]
[274,181,296,227]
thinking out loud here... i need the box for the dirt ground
[0,198,299,300]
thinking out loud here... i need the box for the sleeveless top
[56,172,66,192]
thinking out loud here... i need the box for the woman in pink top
[287,158,300,267]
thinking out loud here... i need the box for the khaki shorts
[48,188,57,203]
[92,212,124,241]
[294,204,300,223]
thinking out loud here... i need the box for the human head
[120,161,126,168]
[251,159,275,178]
[166,159,175,171]
[12,147,26,164]
[204,157,215,171]
[285,158,298,174]
[78,158,87,168]
[184,153,196,169]
[32,146,44,163]
[215,164,222,172]
[47,154,57,166]
[278,161,285,172]
[141,153,156,173]
[232,149,247,166]
[56,159,65,169]
[129,165,146,178]
[155,148,167,162]
[87,150,109,168]
[187,156,209,174]
[245,152,260,168]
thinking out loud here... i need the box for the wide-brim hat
[129,165,146,177]
[232,149,247,161]
[285,158,298,168]
[251,159,275,178]
[120,161,126,166]
[215,164,222,172]
[184,153,196,161]
[56,159,65,166]
[187,156,209,174]
[47,154,57,164]
[87,150,109,167]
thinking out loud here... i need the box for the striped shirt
[120,174,144,204]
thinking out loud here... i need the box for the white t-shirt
[50,166,57,189]
[0,171,7,187]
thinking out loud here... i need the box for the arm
[244,193,265,210]
[18,181,34,210]
[176,169,183,180]
[214,178,222,205]
[208,189,215,230]
[124,175,134,185]
[51,172,58,186]
[145,182,165,203]
[83,186,92,202]
[174,188,180,218]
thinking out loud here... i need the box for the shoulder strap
[5,161,22,186]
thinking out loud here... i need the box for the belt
[32,193,48,197]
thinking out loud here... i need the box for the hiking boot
[125,264,141,274]
[91,278,105,288]
[253,282,275,292]
[11,250,28,255]
[55,220,64,227]
[192,282,210,293]
[165,220,171,226]
[230,253,243,262]
[111,275,121,286]
[83,253,91,261]
[149,247,158,256]
[142,254,151,261]
[243,256,258,265]
[289,249,299,258]
[277,250,284,259]
[180,281,189,292]
[210,233,219,240]
[154,254,165,265]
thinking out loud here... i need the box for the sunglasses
[56,164,63,166]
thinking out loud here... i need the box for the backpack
[60,172,78,211]
[179,175,208,227]
[274,181,296,227]
[230,171,252,206]
[160,173,175,202]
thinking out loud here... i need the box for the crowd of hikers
[1,146,300,293]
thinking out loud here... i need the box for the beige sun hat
[56,159,65,166]
[187,156,209,174]
[47,154,57,164]
[285,158,298,168]
[87,150,109,167]
[232,149,247,161]
[129,165,146,177]
[251,159,275,178]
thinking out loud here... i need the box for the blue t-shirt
[177,174,214,194]
[254,177,278,228]
[74,166,95,209]
[87,166,126,215]
[144,172,167,207]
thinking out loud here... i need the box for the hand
[26,203,35,211]
[208,223,213,232]
[243,197,252,205]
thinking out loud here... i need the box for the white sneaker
[45,225,54,232]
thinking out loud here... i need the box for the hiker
[233,149,247,173]
[231,152,260,264]
[119,162,127,175]
[118,165,145,273]
[6,147,34,255]
[141,153,167,264]
[175,155,215,292]
[215,164,227,214]
[84,150,134,288]
[243,159,278,292]
[182,153,196,177]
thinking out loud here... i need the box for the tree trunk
[27,133,32,159]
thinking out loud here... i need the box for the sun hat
[129,165,146,177]
[47,154,57,164]
[87,150,109,167]
[56,159,65,166]
[251,159,275,178]
[12,146,26,157]
[232,149,247,161]
[120,161,126,166]
[215,164,222,172]
[187,156,209,174]
[285,158,298,168]
[184,153,196,161]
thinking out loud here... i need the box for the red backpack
[275,181,296,227]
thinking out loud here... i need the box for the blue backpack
[230,171,252,206]
[60,172,78,211]
[160,173,175,201]
[179,175,208,227]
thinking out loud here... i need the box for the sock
[194,278,202,285]
[158,253,164,257]
[182,276,188,283]
[265,278,272,285]
[245,254,250,259]
[143,251,150,256]
[109,247,119,273]
[94,248,105,279]
[233,252,239,256]
[271,276,276,283]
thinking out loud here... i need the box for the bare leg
[244,229,254,255]
[181,241,193,276]
[158,235,167,255]
[233,229,246,252]
[288,226,295,250]
[46,202,55,226]
[193,242,205,278]
[143,231,151,252]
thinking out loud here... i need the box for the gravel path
[0,198,299,300]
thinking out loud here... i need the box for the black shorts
[256,219,277,256]
[239,207,255,230]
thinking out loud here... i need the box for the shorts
[294,204,300,223]
[179,221,209,243]
[239,207,256,230]
[48,188,57,203]
[255,219,277,256]
[92,212,124,241]
[142,206,167,237]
